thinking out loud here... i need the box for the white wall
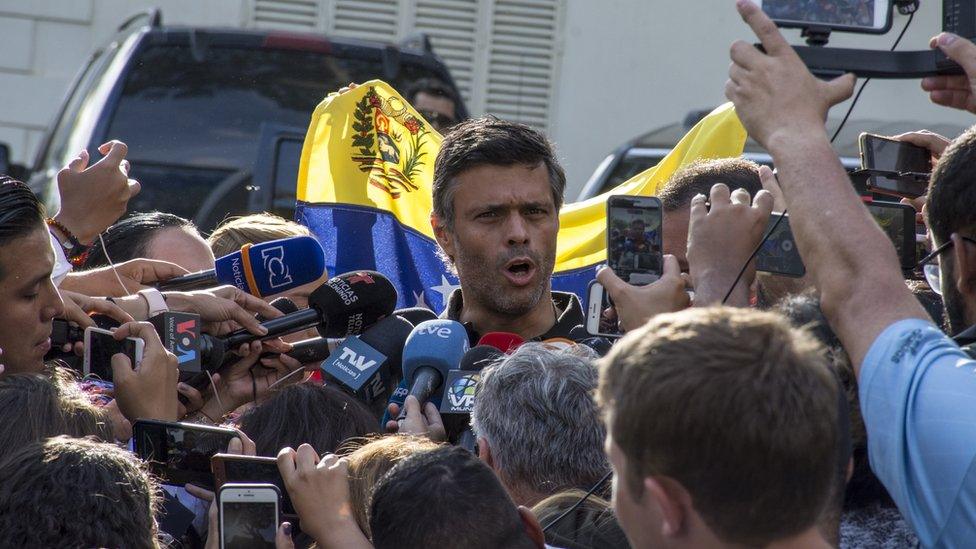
[551,0,972,198]
[0,0,243,164]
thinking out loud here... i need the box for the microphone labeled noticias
[396,319,470,420]
[155,236,327,297]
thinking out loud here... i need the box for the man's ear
[431,213,456,260]
[645,476,687,539]
[478,436,494,467]
[517,506,546,549]
[951,233,976,296]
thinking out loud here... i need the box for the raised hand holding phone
[111,321,180,422]
[592,256,689,334]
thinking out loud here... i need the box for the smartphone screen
[585,281,622,338]
[84,329,141,382]
[221,500,277,548]
[756,213,805,277]
[866,202,917,269]
[606,196,663,286]
[217,456,295,516]
[861,134,930,175]
[760,0,891,32]
[134,421,237,489]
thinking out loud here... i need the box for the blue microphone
[156,236,327,297]
[396,320,469,419]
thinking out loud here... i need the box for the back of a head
[928,127,976,245]
[344,435,443,538]
[0,368,111,460]
[598,307,838,546]
[471,343,609,499]
[238,382,379,457]
[657,158,763,212]
[370,445,536,549]
[0,435,159,548]
[208,212,311,258]
[532,489,629,549]
[82,211,195,268]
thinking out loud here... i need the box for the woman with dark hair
[82,211,215,272]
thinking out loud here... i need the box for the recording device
[865,200,918,269]
[396,319,470,420]
[756,213,806,278]
[212,454,294,516]
[82,327,143,382]
[218,483,280,549]
[585,280,622,338]
[260,297,299,320]
[394,307,438,325]
[477,332,525,353]
[442,345,504,450]
[156,236,327,297]
[606,195,664,286]
[859,133,930,199]
[320,314,415,405]
[760,0,893,34]
[569,325,614,357]
[133,419,238,489]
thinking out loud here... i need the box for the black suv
[18,9,466,230]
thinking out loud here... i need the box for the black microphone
[259,297,299,321]
[569,325,614,357]
[393,307,438,326]
[442,345,504,450]
[283,337,342,364]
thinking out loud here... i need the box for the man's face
[606,432,661,549]
[0,228,64,374]
[435,163,558,317]
[662,208,690,272]
[414,92,458,133]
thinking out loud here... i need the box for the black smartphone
[212,454,295,516]
[133,419,238,489]
[606,195,663,286]
[859,133,931,199]
[83,327,144,382]
[756,213,805,278]
[865,201,917,270]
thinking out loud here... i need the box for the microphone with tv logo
[441,345,504,451]
[320,315,414,415]
[155,236,327,297]
[395,320,469,421]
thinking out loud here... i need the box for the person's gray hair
[471,343,608,497]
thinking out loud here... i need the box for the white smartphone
[219,483,280,549]
[757,0,893,34]
[83,327,144,382]
[585,281,622,339]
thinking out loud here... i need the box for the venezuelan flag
[295,80,747,311]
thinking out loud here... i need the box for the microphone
[396,319,469,420]
[569,325,613,357]
[320,315,414,411]
[155,236,327,297]
[441,345,503,450]
[283,337,342,364]
[258,297,299,321]
[477,332,525,353]
[393,307,438,326]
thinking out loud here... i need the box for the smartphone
[606,195,663,286]
[758,0,892,34]
[133,419,238,489]
[865,201,917,270]
[212,454,295,516]
[756,213,806,278]
[218,483,280,549]
[860,133,931,199]
[585,280,623,338]
[83,327,144,382]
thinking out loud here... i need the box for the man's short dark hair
[928,127,976,245]
[370,445,536,549]
[83,211,196,268]
[0,177,46,279]
[657,158,763,211]
[0,436,160,548]
[432,116,566,231]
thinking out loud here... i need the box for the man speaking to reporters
[431,117,583,341]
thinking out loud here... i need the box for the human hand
[61,258,188,297]
[921,33,976,113]
[891,130,950,217]
[596,256,689,331]
[165,286,282,336]
[687,183,774,306]
[111,321,179,422]
[726,0,855,150]
[54,140,140,244]
[759,165,787,212]
[197,341,295,420]
[277,445,371,548]
[56,290,134,354]
[383,395,447,441]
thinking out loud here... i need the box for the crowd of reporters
[8,2,976,548]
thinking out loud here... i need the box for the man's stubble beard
[453,240,555,317]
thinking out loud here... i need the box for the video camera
[761,0,973,78]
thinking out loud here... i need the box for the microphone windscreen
[257,297,299,322]
[214,236,327,297]
[459,345,504,372]
[402,319,470,383]
[308,271,398,338]
[359,315,414,381]
[477,332,525,353]
[394,307,438,326]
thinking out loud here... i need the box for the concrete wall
[0,0,242,165]
[551,0,971,197]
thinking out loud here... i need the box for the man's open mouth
[503,258,536,286]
